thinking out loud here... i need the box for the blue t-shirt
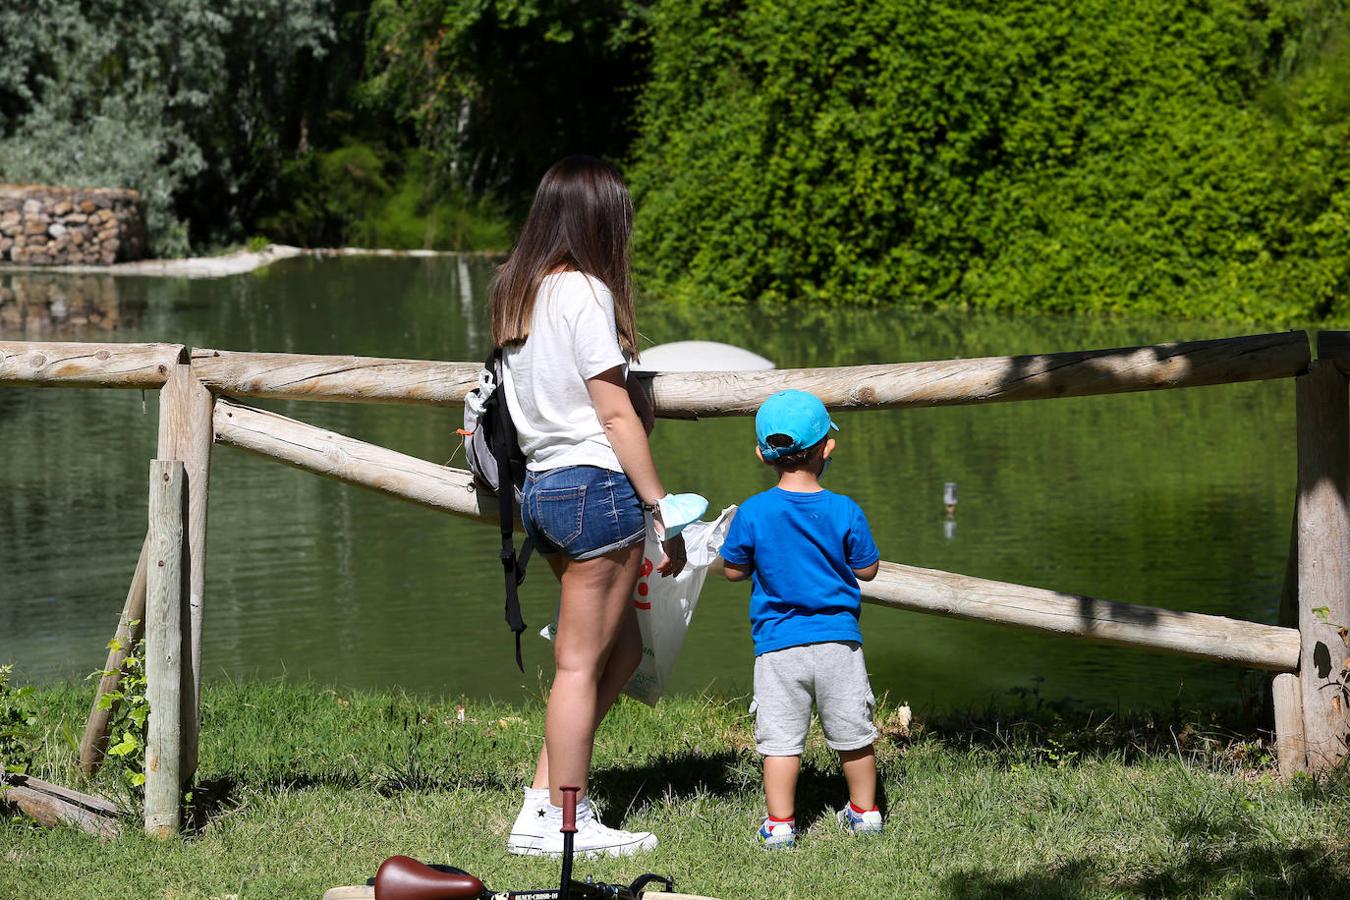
[720,487,880,656]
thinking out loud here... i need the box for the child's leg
[815,642,880,811]
[839,743,877,810]
[763,755,801,820]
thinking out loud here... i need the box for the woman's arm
[587,366,664,503]
[588,365,686,576]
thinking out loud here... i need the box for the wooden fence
[2,329,1347,837]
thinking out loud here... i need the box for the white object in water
[631,340,774,373]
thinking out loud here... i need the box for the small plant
[90,634,150,789]
[246,235,271,253]
[0,664,39,775]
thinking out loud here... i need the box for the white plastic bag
[623,505,736,705]
[539,505,737,706]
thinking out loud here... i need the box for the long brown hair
[490,156,638,357]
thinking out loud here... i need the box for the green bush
[628,0,1350,322]
[260,142,511,250]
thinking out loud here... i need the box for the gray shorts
[751,641,878,756]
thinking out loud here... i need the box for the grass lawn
[4,679,1350,899]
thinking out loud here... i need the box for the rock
[70,229,85,245]
[0,238,10,253]
[1,223,17,237]
[30,253,51,264]
[93,196,111,209]
[64,213,86,224]
[1,209,18,226]
[103,238,120,255]
[22,198,42,214]
[79,200,97,214]
[24,220,47,235]
[48,222,65,238]
[0,198,20,212]
[99,249,116,265]
[27,234,47,247]
[51,200,72,216]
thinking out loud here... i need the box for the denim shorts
[522,465,646,560]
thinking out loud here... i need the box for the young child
[720,389,883,850]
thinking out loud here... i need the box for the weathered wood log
[192,348,480,407]
[650,331,1311,416]
[1316,330,1350,374]
[192,331,1309,413]
[79,536,149,775]
[156,364,213,782]
[211,398,503,523]
[0,341,184,388]
[144,459,186,837]
[0,774,120,838]
[863,561,1302,672]
[1272,673,1307,775]
[1295,360,1350,770]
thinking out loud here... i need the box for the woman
[495,156,685,857]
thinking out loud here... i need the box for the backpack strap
[488,348,528,671]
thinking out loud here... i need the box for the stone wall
[0,185,147,266]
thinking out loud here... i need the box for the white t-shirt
[502,271,627,472]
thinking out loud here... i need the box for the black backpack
[462,348,533,670]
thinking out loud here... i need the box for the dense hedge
[628,0,1350,322]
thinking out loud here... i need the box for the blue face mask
[820,455,831,477]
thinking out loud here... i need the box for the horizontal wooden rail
[212,397,501,522]
[193,331,1308,414]
[864,561,1300,672]
[0,341,185,388]
[193,349,480,407]
[213,397,1299,672]
[1316,331,1350,375]
[652,331,1310,416]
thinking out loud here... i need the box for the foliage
[628,0,1350,322]
[0,664,38,775]
[89,636,149,790]
[0,0,337,255]
[361,0,650,209]
[259,142,511,250]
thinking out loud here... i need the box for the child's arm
[723,560,752,582]
[846,501,881,583]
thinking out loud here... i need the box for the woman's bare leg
[530,552,643,791]
[540,543,643,806]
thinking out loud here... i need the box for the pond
[0,257,1298,715]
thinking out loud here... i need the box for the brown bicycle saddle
[373,856,485,900]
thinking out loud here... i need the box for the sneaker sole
[523,834,659,859]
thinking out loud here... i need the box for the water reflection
[0,273,134,335]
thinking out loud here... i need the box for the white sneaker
[529,798,658,859]
[506,786,551,855]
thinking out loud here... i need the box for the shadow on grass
[591,750,890,826]
[941,842,1350,899]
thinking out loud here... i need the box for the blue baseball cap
[755,390,839,461]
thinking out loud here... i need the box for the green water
[0,258,1298,714]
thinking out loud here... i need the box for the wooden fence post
[156,364,213,782]
[144,459,185,837]
[78,535,149,775]
[1295,360,1350,771]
